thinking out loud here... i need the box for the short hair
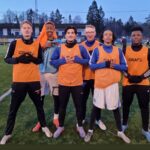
[45,21,55,28]
[85,24,96,31]
[64,26,77,35]
[20,20,33,28]
[100,29,116,44]
[131,26,143,33]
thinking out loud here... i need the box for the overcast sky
[0,0,150,22]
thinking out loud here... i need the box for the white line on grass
[0,89,11,102]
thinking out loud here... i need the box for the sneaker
[77,126,86,138]
[95,120,107,131]
[0,135,12,145]
[42,127,53,138]
[122,124,128,132]
[53,127,64,138]
[142,129,150,142]
[53,118,59,128]
[32,122,41,132]
[84,131,93,143]
[117,131,131,144]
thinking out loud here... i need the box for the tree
[15,15,20,25]
[68,14,73,23]
[141,22,150,37]
[116,19,124,36]
[39,13,49,24]
[87,0,104,35]
[26,9,34,23]
[55,9,63,24]
[124,16,137,35]
[99,6,105,32]
[145,14,150,24]
[18,12,26,22]
[3,9,18,23]
[105,17,124,37]
[73,15,82,24]
[50,11,55,22]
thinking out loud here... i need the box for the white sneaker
[42,127,53,138]
[0,135,12,145]
[142,129,150,142]
[84,131,93,143]
[95,120,107,131]
[117,131,131,144]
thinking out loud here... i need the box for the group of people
[0,20,150,145]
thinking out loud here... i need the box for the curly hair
[100,29,116,44]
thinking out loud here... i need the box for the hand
[128,75,143,83]
[105,61,111,68]
[74,56,81,63]
[24,53,37,63]
[16,54,31,64]
[110,63,115,68]
[65,56,74,64]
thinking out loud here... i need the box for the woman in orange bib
[84,29,130,144]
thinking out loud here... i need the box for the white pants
[93,83,121,110]
[40,73,59,96]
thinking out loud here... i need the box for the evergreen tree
[124,16,137,35]
[55,9,63,24]
[87,0,105,35]
[68,14,72,23]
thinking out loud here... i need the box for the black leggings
[89,105,122,131]
[58,85,83,127]
[5,82,47,135]
[41,95,59,115]
[82,80,101,121]
[122,85,150,131]
[53,95,59,114]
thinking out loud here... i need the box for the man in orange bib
[81,25,106,130]
[51,26,90,139]
[122,26,150,142]
[84,29,130,143]
[0,21,52,145]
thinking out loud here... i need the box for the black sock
[53,95,59,114]
[113,108,122,132]
[41,95,45,106]
[89,106,101,130]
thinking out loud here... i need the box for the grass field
[0,45,149,145]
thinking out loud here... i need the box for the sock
[54,113,59,119]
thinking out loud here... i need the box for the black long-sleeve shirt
[4,37,43,65]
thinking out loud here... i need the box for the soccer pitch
[0,45,149,145]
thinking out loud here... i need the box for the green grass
[0,45,12,95]
[0,45,149,145]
